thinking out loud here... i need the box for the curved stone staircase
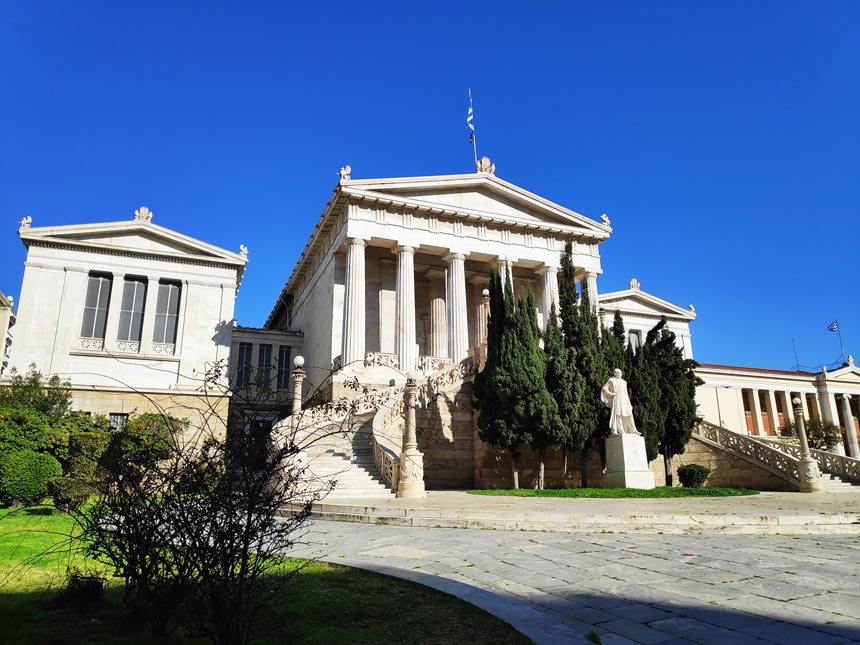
[273,356,477,500]
[694,421,860,492]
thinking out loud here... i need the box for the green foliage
[50,412,111,510]
[0,449,62,506]
[105,412,185,468]
[677,464,712,488]
[601,310,628,378]
[627,324,666,462]
[475,271,556,487]
[0,365,72,420]
[0,405,59,456]
[780,418,842,451]
[559,244,608,485]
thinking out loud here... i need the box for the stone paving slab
[303,490,860,535]
[287,520,860,644]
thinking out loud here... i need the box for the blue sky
[2,1,857,371]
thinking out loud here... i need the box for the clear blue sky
[2,1,857,371]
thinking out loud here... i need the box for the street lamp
[792,397,823,493]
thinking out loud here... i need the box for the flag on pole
[467,89,475,144]
[827,321,839,332]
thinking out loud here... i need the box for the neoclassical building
[266,168,611,394]
[6,208,248,437]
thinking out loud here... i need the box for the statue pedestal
[604,434,655,490]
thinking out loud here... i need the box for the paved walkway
[288,493,860,644]
[309,490,860,534]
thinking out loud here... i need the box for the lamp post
[291,356,305,418]
[397,370,425,498]
[793,397,823,493]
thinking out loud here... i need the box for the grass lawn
[0,506,530,644]
[468,486,759,498]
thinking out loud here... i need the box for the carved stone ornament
[18,215,32,229]
[689,303,696,314]
[601,213,612,226]
[239,244,249,258]
[476,156,495,174]
[339,165,352,181]
[134,206,153,222]
[629,278,640,290]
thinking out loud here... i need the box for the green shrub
[0,449,63,505]
[103,412,186,469]
[677,463,711,488]
[0,405,63,457]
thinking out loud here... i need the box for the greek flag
[827,321,839,332]
[467,89,475,143]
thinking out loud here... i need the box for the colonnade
[339,238,596,374]
[742,387,860,457]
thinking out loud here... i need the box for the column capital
[844,393,853,401]
[393,244,415,255]
[443,252,466,263]
[536,265,559,276]
[345,237,367,248]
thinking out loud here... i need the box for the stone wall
[414,381,796,491]
[72,388,230,443]
[678,437,796,491]
[417,385,475,489]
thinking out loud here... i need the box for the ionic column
[585,271,599,313]
[493,256,514,291]
[341,238,366,368]
[537,265,559,327]
[764,390,779,435]
[749,389,765,436]
[394,245,417,372]
[780,392,795,429]
[819,391,840,425]
[444,252,469,362]
[840,395,860,458]
[426,270,447,358]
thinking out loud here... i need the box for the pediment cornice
[599,288,696,321]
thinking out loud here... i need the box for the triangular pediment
[20,220,246,267]
[342,173,610,239]
[599,288,696,321]
[825,363,860,383]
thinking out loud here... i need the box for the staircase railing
[371,356,477,491]
[694,421,801,485]
[750,436,860,484]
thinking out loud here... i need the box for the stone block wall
[417,386,475,489]
[677,437,796,491]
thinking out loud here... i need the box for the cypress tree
[652,318,703,485]
[601,309,628,379]
[518,292,558,489]
[543,303,584,487]
[627,329,665,462]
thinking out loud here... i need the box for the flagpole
[468,89,478,168]
[836,320,846,363]
[792,338,800,371]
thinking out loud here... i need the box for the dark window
[81,274,112,339]
[117,277,147,342]
[109,413,128,433]
[256,344,272,388]
[276,345,291,390]
[236,343,253,387]
[153,281,181,344]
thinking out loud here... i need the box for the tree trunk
[511,457,519,489]
[664,453,673,487]
[561,448,568,489]
[580,447,589,488]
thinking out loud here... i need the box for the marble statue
[601,368,639,435]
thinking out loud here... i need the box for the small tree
[627,334,665,462]
[75,366,335,643]
[649,318,702,485]
[518,292,559,490]
[543,304,584,487]
[780,418,842,451]
[0,364,72,420]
